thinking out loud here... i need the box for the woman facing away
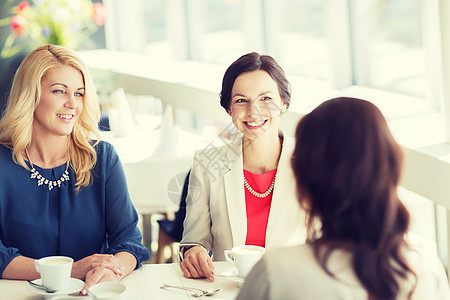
[237,97,449,299]
[0,45,149,295]
[179,52,306,281]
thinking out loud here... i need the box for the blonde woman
[0,45,149,295]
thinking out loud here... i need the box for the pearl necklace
[243,174,276,198]
[25,149,70,191]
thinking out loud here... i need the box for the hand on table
[180,246,214,281]
[80,267,123,295]
[71,254,124,294]
[72,253,124,280]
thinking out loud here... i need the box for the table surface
[0,262,240,300]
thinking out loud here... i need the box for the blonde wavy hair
[0,44,101,191]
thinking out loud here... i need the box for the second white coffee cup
[35,256,73,291]
[224,245,265,277]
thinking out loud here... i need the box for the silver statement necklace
[25,148,70,191]
[243,174,276,198]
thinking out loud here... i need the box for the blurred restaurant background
[1,0,450,274]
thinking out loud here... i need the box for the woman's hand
[71,254,124,281]
[180,246,214,281]
[76,251,136,296]
[80,267,123,295]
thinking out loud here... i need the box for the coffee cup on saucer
[224,245,265,278]
[35,256,73,292]
[88,282,127,300]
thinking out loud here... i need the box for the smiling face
[228,70,287,141]
[33,65,84,139]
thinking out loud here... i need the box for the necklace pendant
[25,148,70,191]
[31,169,69,191]
[37,177,45,186]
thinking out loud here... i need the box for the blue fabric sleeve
[0,241,21,278]
[0,145,25,277]
[102,143,150,267]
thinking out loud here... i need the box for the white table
[0,262,240,299]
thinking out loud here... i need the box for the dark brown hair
[292,97,415,299]
[219,52,291,111]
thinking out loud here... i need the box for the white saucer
[27,278,84,299]
[218,270,245,287]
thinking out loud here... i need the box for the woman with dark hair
[179,52,306,281]
[237,97,449,299]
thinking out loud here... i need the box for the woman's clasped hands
[72,253,125,295]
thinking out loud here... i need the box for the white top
[237,243,450,300]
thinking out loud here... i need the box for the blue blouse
[0,141,150,277]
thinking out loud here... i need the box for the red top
[244,169,277,247]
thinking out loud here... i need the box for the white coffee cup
[224,245,265,277]
[88,282,127,300]
[35,256,73,291]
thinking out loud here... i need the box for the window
[268,0,329,80]
[143,0,168,56]
[106,0,445,116]
[186,0,249,63]
[350,0,426,97]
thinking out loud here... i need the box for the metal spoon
[203,288,222,297]
[27,280,57,293]
[161,284,222,297]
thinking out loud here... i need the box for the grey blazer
[181,133,306,261]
